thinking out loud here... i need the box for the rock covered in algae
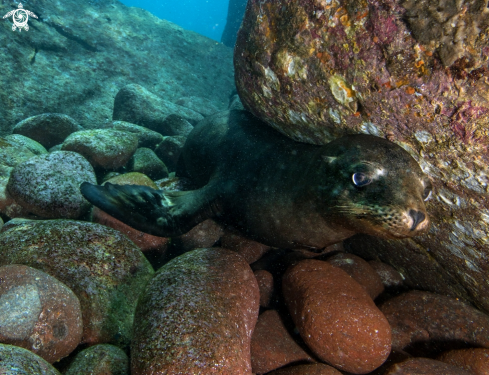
[0,344,61,375]
[63,344,129,375]
[0,219,154,347]
[131,248,259,375]
[235,0,489,313]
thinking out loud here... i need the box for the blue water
[119,0,229,42]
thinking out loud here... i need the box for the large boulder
[235,0,489,313]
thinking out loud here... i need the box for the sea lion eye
[422,179,433,201]
[352,172,372,187]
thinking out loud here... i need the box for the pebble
[153,135,186,172]
[251,309,313,374]
[438,348,489,375]
[221,229,270,263]
[171,219,223,252]
[368,260,405,290]
[266,363,343,375]
[254,269,274,308]
[0,343,61,375]
[63,344,129,375]
[327,253,384,299]
[12,113,83,149]
[131,248,259,374]
[380,290,489,355]
[0,219,154,347]
[113,84,204,128]
[91,173,169,254]
[159,114,194,136]
[7,151,96,219]
[0,137,36,168]
[384,357,473,374]
[62,129,138,170]
[5,134,47,155]
[0,265,82,363]
[282,259,391,374]
[110,121,164,149]
[128,147,169,180]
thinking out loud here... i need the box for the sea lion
[80,110,432,250]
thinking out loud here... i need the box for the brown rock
[0,344,61,374]
[381,290,489,355]
[131,248,259,374]
[254,269,274,308]
[283,259,391,374]
[267,363,342,375]
[63,344,129,375]
[221,229,271,264]
[251,310,312,374]
[438,348,489,375]
[91,173,169,254]
[384,358,473,375]
[368,260,405,290]
[0,220,154,347]
[0,265,82,363]
[327,253,384,299]
[172,219,223,252]
[235,0,489,317]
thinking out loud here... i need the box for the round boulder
[0,264,83,363]
[0,344,61,375]
[7,151,96,219]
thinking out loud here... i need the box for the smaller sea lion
[81,110,432,250]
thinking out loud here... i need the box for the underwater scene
[0,0,489,373]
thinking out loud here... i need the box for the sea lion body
[81,110,431,249]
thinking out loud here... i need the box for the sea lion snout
[408,209,426,231]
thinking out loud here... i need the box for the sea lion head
[319,134,432,239]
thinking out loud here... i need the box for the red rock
[0,265,82,363]
[0,343,61,374]
[63,344,129,375]
[368,260,405,290]
[283,260,391,374]
[254,269,274,308]
[172,219,223,251]
[91,173,169,254]
[267,363,342,375]
[327,253,384,299]
[384,357,473,375]
[438,348,489,375]
[380,291,489,354]
[131,248,259,374]
[251,310,312,374]
[221,229,270,263]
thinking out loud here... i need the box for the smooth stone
[158,114,194,137]
[128,147,169,180]
[0,344,61,374]
[113,84,204,129]
[283,259,391,374]
[110,121,164,149]
[171,219,223,252]
[381,290,489,355]
[438,348,489,375]
[266,363,343,375]
[153,135,186,172]
[384,357,473,375]
[251,309,313,374]
[61,129,138,170]
[5,134,47,155]
[253,269,274,308]
[0,219,154,347]
[7,151,96,219]
[131,248,259,374]
[327,253,384,299]
[63,344,129,375]
[0,265,82,363]
[369,260,405,291]
[221,229,270,264]
[12,113,82,149]
[175,96,222,117]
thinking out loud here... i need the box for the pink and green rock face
[235,0,489,313]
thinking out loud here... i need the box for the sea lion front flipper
[80,181,227,237]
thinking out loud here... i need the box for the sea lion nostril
[409,209,426,231]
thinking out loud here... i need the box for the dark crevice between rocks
[48,22,98,52]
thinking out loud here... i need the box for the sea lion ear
[321,155,337,164]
